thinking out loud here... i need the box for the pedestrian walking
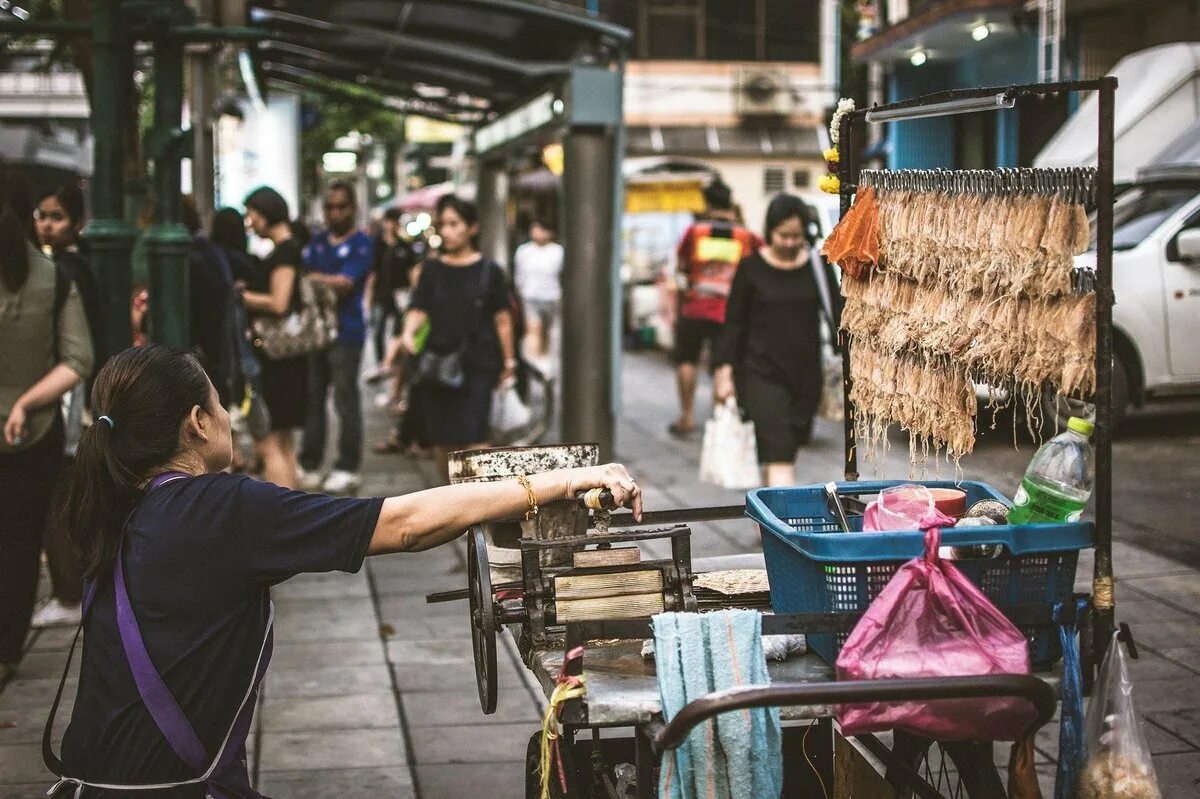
[0,165,94,680]
[669,178,762,438]
[365,207,413,378]
[30,183,101,630]
[512,219,563,365]
[238,187,307,489]
[42,344,641,798]
[400,194,517,483]
[713,193,839,487]
[298,181,373,495]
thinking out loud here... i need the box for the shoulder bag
[412,261,492,390]
[251,272,338,360]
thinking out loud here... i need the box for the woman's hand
[3,402,28,446]
[713,365,736,403]
[560,463,643,521]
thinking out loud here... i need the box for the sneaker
[297,467,324,492]
[322,470,362,495]
[31,598,81,629]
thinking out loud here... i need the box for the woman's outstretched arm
[368,464,642,554]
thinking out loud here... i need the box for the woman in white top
[512,220,563,362]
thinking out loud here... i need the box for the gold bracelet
[516,473,538,521]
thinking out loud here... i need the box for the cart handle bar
[649,674,1057,755]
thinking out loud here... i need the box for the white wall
[215,92,300,216]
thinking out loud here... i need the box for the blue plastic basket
[747,481,1095,668]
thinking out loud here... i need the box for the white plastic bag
[699,400,761,489]
[490,379,533,437]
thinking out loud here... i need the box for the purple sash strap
[45,472,275,799]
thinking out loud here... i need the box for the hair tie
[98,415,115,429]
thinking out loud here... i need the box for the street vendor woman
[45,344,642,798]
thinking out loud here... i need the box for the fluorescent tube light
[865,92,1015,123]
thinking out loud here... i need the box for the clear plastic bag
[1079,634,1162,799]
[491,379,533,437]
[863,484,950,532]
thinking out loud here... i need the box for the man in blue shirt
[298,181,374,494]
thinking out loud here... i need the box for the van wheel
[1040,355,1129,433]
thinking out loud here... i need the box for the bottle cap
[1067,416,1094,436]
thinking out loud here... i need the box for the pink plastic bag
[835,527,1036,741]
[863,484,946,532]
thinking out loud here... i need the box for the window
[706,0,757,61]
[1099,186,1198,252]
[792,169,811,189]
[644,0,701,59]
[764,167,787,194]
[764,0,819,62]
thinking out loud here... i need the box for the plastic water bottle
[1008,417,1095,525]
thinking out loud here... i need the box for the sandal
[668,421,696,439]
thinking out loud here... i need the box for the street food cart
[431,77,1120,798]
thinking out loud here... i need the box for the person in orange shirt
[669,179,763,437]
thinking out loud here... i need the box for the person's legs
[43,458,83,605]
[261,430,298,489]
[764,463,797,487]
[299,349,332,473]
[671,316,706,434]
[675,362,698,429]
[331,343,365,474]
[0,426,63,665]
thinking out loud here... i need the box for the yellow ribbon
[539,676,587,799]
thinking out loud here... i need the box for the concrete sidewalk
[3,349,1200,797]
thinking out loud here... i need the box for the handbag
[413,261,492,390]
[251,275,338,359]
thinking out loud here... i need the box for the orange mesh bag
[820,186,881,280]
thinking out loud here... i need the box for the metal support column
[83,0,138,360]
[562,127,616,458]
[187,0,217,231]
[145,26,193,348]
[477,159,510,268]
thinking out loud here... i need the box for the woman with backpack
[0,165,94,681]
[399,194,517,482]
[238,187,307,489]
[45,343,642,797]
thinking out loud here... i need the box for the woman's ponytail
[60,345,212,577]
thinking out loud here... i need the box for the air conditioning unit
[735,69,795,117]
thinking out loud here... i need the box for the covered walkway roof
[246,0,631,125]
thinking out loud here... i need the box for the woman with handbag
[712,193,840,487]
[238,187,307,489]
[45,344,643,797]
[399,194,517,482]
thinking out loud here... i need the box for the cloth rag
[641,634,806,662]
[653,610,783,799]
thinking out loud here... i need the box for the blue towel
[654,610,783,799]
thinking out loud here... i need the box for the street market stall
[431,77,1128,799]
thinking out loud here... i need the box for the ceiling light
[909,50,928,67]
[971,23,990,41]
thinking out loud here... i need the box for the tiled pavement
[3,350,1200,797]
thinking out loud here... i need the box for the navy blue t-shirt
[59,473,383,797]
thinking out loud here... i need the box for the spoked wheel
[467,525,498,714]
[883,732,1006,799]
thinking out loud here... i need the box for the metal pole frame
[838,78,1118,668]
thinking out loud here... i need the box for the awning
[850,0,1023,63]
[625,181,706,215]
[627,125,822,158]
[397,181,455,211]
[246,0,630,125]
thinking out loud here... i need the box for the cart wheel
[886,732,1006,799]
[525,729,577,799]
[467,525,498,714]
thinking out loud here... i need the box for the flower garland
[820,97,856,194]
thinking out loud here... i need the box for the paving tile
[255,767,415,798]
[1125,573,1200,603]
[1123,678,1200,714]
[10,651,74,682]
[1147,708,1200,751]
[1124,621,1200,654]
[386,639,476,666]
[1122,651,1200,682]
[401,688,540,727]
[271,605,382,643]
[0,679,75,712]
[410,722,536,764]
[270,640,388,671]
[0,704,66,746]
[375,616,473,641]
[372,575,474,603]
[260,693,400,732]
[264,665,391,699]
[25,627,76,653]
[273,572,371,600]
[258,728,407,772]
[0,783,53,799]
[390,655,527,693]
[1150,751,1200,797]
[415,761,526,799]
[0,744,52,784]
[375,594,465,620]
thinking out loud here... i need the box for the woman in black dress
[713,193,839,487]
[400,195,517,482]
[239,187,307,489]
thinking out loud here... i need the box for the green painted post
[82,0,137,360]
[144,27,192,348]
